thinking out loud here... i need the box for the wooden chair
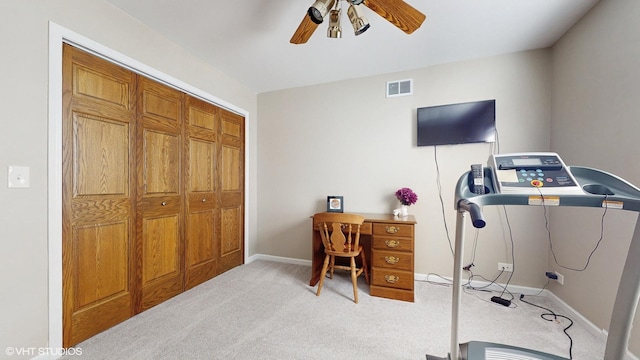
[314,212,369,303]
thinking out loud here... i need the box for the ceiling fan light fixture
[347,4,370,36]
[327,9,342,38]
[308,0,336,24]
[292,0,425,44]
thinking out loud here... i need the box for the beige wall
[550,0,640,355]
[0,0,257,356]
[257,49,554,287]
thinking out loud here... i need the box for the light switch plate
[8,166,30,188]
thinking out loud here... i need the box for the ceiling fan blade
[290,13,320,44]
[363,0,426,34]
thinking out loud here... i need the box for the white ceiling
[106,0,599,94]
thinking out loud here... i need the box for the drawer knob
[384,240,400,248]
[384,274,399,284]
[161,201,167,206]
[385,226,399,234]
[384,256,400,265]
[202,198,207,202]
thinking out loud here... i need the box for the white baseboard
[246,253,311,266]
[542,290,607,339]
[413,271,548,296]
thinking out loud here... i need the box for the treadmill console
[489,152,584,195]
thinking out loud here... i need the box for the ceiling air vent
[386,79,413,98]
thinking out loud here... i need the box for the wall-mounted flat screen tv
[417,99,496,146]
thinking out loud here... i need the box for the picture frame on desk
[326,196,344,213]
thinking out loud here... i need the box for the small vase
[400,205,409,217]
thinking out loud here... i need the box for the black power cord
[520,294,574,359]
[433,145,455,257]
[537,188,609,272]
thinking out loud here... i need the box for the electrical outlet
[554,271,564,285]
[498,262,513,272]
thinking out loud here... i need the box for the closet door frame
[48,22,249,350]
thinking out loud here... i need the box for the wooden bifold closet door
[62,45,137,347]
[184,96,218,290]
[62,44,244,347]
[136,76,185,311]
[217,108,245,274]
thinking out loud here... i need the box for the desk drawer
[370,285,414,302]
[371,267,414,290]
[359,222,372,235]
[372,236,413,252]
[372,223,413,237]
[371,249,413,271]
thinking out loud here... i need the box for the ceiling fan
[290,0,426,44]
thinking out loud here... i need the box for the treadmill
[427,153,640,360]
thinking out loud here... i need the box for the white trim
[246,254,312,267]
[414,272,548,296]
[47,22,251,355]
[544,290,608,340]
[47,22,64,358]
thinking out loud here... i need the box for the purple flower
[395,187,418,206]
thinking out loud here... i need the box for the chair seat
[324,245,362,257]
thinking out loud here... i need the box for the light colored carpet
[64,260,604,359]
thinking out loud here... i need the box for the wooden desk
[311,213,417,302]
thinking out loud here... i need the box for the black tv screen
[417,100,496,146]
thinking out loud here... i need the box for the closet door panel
[186,211,215,266]
[221,146,241,191]
[70,64,132,121]
[189,105,217,134]
[142,90,181,122]
[73,115,129,196]
[219,206,242,271]
[141,215,181,283]
[75,222,129,308]
[189,139,215,191]
[142,130,180,194]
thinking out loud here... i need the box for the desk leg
[310,228,324,286]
